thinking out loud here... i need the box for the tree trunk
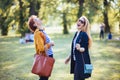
[0,0,12,36]
[63,13,69,34]
[36,1,41,15]
[103,11,110,32]
[29,1,36,16]
[29,0,41,16]
[0,16,8,35]
[18,0,25,36]
[103,0,110,33]
[78,0,84,18]
[119,21,120,33]
[1,25,8,35]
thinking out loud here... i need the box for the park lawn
[0,33,120,80]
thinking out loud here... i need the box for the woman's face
[77,17,85,30]
[34,18,42,28]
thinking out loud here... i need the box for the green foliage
[0,0,120,36]
[0,0,14,35]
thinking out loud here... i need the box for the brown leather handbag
[31,54,55,77]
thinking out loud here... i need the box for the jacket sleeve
[34,31,45,54]
[81,32,89,51]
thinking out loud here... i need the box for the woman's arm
[44,41,54,50]
[65,54,71,64]
[34,31,45,54]
[76,32,88,53]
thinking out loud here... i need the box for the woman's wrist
[68,55,71,59]
[67,54,71,60]
[65,54,71,64]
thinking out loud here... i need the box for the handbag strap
[81,53,85,64]
[78,32,86,64]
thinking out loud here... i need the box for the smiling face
[77,17,85,30]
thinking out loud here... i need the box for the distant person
[65,16,92,80]
[25,33,30,43]
[99,23,105,40]
[28,15,54,80]
[108,31,112,40]
[19,36,25,44]
[29,32,34,42]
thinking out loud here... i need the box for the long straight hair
[80,16,92,48]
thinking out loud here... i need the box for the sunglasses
[79,19,85,24]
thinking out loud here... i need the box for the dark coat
[70,31,91,78]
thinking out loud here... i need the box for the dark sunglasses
[79,19,85,24]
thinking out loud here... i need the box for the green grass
[0,33,120,80]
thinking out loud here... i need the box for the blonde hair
[80,16,92,48]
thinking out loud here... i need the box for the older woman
[28,15,54,80]
[65,16,92,80]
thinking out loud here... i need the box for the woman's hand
[76,44,85,53]
[79,48,85,52]
[50,41,54,46]
[76,44,81,50]
[65,55,71,64]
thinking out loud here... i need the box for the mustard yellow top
[34,29,51,55]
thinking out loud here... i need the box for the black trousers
[39,54,53,80]
[39,76,48,80]
[100,30,104,39]
[74,74,85,80]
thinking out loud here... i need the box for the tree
[0,0,120,36]
[18,0,25,36]
[83,0,100,23]
[39,0,70,34]
[114,0,120,32]
[78,0,84,18]
[62,12,69,34]
[29,0,41,16]
[18,0,41,36]
[55,0,79,34]
[0,0,13,35]
[61,1,70,34]
[103,0,110,33]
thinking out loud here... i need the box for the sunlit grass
[0,33,120,80]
